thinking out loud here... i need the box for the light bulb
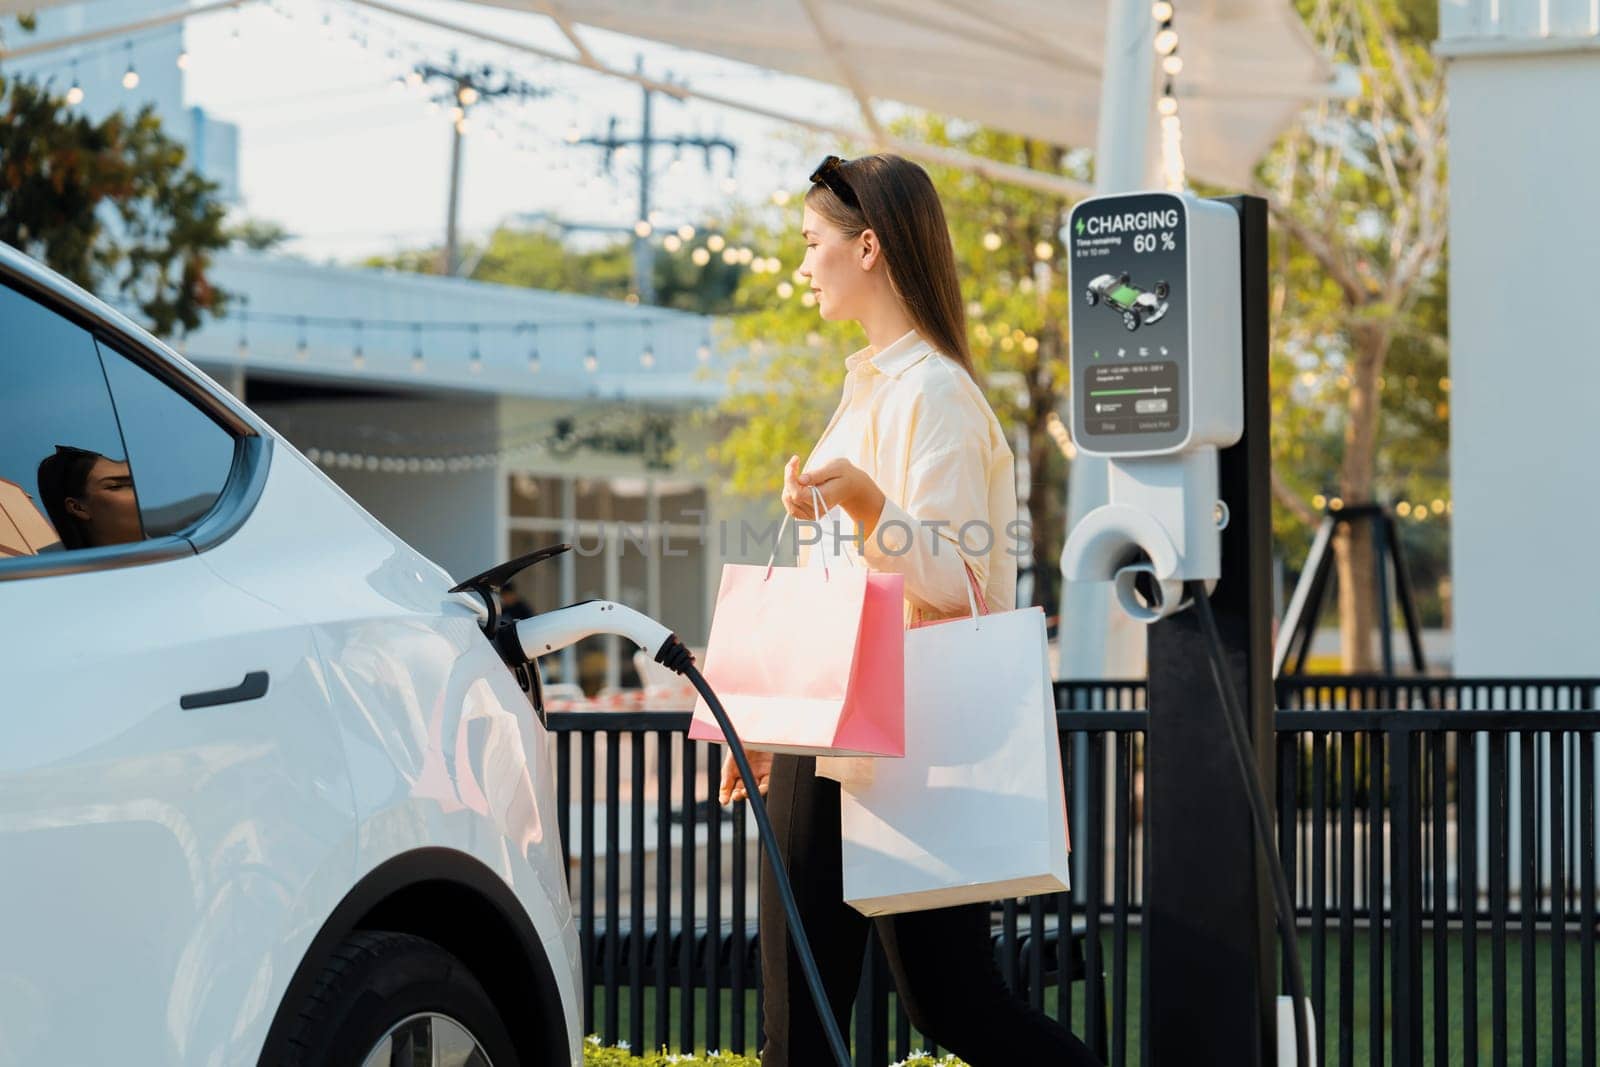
[677,224,695,240]
[1158,95,1179,116]
[584,351,598,373]
[450,105,465,122]
[66,84,84,105]
[697,342,711,362]
[1155,28,1179,55]
[691,247,711,266]
[1034,241,1054,260]
[640,346,654,368]
[176,51,190,70]
[721,247,739,265]
[458,85,479,106]
[634,219,652,238]
[777,281,795,299]
[983,232,1002,252]
[1163,55,1184,75]
[707,234,726,252]
[1152,1,1174,21]
[663,235,682,253]
[123,67,141,90]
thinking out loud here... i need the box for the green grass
[584,927,1597,1066]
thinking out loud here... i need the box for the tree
[697,118,1084,612]
[1251,0,1449,668]
[226,216,293,252]
[364,220,747,315]
[0,74,233,336]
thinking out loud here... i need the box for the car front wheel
[275,931,519,1067]
[1085,289,1100,306]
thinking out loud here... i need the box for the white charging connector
[512,599,675,662]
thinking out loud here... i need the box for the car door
[0,277,356,1065]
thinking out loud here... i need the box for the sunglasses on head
[808,154,861,209]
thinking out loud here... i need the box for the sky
[173,0,864,263]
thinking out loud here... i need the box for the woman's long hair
[805,154,982,386]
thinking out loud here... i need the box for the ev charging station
[1063,193,1294,1064]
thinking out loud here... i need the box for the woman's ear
[857,228,882,272]
[64,496,90,520]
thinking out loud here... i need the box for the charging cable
[1185,580,1310,1067]
[508,603,854,1067]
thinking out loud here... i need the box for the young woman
[717,154,1102,1066]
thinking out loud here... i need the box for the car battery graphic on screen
[1084,271,1172,332]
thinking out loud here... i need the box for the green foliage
[366,221,745,315]
[1254,0,1450,632]
[581,1039,968,1066]
[581,1038,758,1066]
[226,216,293,252]
[0,74,232,336]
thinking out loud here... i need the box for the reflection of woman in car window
[36,445,144,549]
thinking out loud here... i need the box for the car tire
[1123,312,1140,332]
[1086,289,1100,307]
[1154,281,1170,300]
[274,930,520,1067]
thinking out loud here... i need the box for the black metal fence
[548,675,1600,1065]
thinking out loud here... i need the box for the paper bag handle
[912,557,990,630]
[766,485,852,581]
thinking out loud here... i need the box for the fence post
[1388,726,1423,1067]
[1145,194,1277,1065]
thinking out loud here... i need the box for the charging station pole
[1144,194,1276,1063]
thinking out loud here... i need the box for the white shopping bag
[839,564,1071,916]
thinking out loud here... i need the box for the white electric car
[0,243,582,1065]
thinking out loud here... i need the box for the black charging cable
[655,637,854,1067]
[1185,580,1311,1067]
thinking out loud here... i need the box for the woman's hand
[781,455,821,520]
[720,749,775,804]
[800,457,887,534]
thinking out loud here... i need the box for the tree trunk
[1333,320,1390,672]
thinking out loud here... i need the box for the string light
[583,321,598,373]
[982,232,1003,252]
[677,224,695,241]
[706,234,726,253]
[634,220,653,238]
[691,247,711,267]
[66,59,84,106]
[122,42,140,90]
[1154,2,1187,191]
[524,322,540,373]
[663,234,682,253]
[176,49,190,70]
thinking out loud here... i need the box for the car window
[0,283,140,559]
[96,343,236,537]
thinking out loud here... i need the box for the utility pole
[415,53,548,276]
[573,55,736,303]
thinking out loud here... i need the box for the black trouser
[759,754,1103,1067]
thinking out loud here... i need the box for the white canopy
[468,0,1336,188]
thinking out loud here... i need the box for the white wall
[1443,41,1600,673]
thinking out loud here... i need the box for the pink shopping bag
[689,499,904,757]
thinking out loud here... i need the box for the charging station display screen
[1069,192,1189,454]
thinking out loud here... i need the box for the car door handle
[180,670,270,710]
